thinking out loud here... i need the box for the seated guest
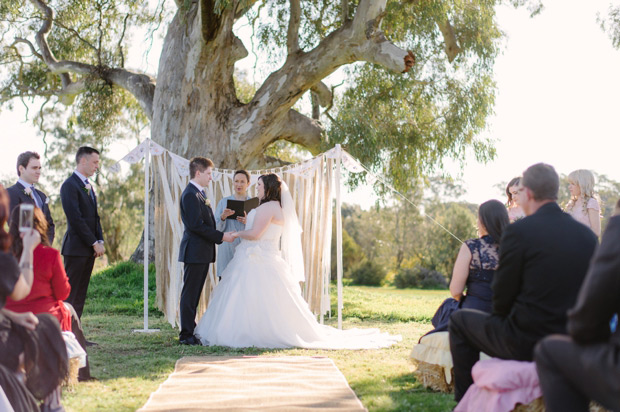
[505,177,525,222]
[534,206,620,412]
[565,169,601,237]
[410,200,508,392]
[0,185,68,411]
[5,206,93,382]
[428,199,510,333]
[448,163,598,401]
[5,207,71,331]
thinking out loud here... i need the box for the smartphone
[19,203,34,233]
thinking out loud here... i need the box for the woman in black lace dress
[428,199,509,334]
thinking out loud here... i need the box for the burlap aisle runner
[138,356,367,411]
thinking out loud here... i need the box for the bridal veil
[280,181,305,283]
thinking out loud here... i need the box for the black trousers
[535,335,620,412]
[448,309,534,401]
[64,255,96,319]
[179,262,210,340]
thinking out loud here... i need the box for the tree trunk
[151,4,250,167]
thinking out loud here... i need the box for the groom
[178,156,233,345]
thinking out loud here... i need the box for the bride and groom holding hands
[178,156,400,349]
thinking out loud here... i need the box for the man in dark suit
[449,163,598,401]
[60,146,104,320]
[535,210,620,412]
[7,151,55,244]
[178,157,233,345]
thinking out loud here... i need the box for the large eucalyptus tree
[0,0,537,173]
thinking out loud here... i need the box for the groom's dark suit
[60,172,103,318]
[449,202,598,400]
[7,181,56,244]
[178,182,223,341]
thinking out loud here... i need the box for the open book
[226,197,259,219]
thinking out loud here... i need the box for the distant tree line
[333,173,620,289]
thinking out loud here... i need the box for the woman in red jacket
[5,207,72,331]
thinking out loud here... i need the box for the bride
[195,173,400,349]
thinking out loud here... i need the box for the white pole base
[132,329,160,333]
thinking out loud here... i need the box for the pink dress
[567,197,600,229]
[454,359,542,412]
[507,206,525,223]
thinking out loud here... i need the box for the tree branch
[310,91,320,119]
[404,0,462,62]
[96,1,104,66]
[279,109,323,154]
[30,0,72,88]
[287,0,301,55]
[53,20,98,53]
[25,0,156,118]
[247,0,413,121]
[342,0,349,22]
[12,38,42,60]
[107,69,156,119]
[117,13,131,67]
[236,0,414,153]
[235,0,260,20]
[436,18,461,62]
[246,154,291,170]
[310,81,332,107]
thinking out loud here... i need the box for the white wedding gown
[195,209,401,349]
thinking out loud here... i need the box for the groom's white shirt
[190,180,205,193]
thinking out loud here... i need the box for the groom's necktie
[201,190,207,198]
[30,185,43,209]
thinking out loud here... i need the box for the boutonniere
[83,184,92,194]
[196,192,210,207]
[23,187,33,197]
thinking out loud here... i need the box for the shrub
[394,265,448,289]
[86,261,160,315]
[350,260,387,286]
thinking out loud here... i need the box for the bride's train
[195,210,400,350]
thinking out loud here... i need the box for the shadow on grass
[352,371,457,412]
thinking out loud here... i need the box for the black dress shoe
[78,375,98,382]
[85,340,98,347]
[179,335,200,345]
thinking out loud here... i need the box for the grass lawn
[63,262,457,411]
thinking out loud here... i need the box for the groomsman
[60,146,104,321]
[7,151,55,243]
[178,157,233,345]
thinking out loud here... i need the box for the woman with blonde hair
[565,169,601,237]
